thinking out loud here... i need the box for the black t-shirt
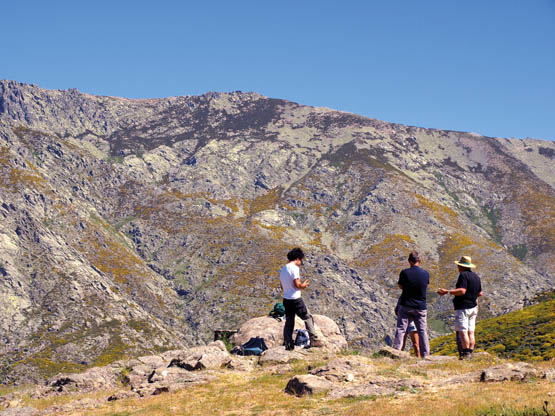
[453,271,482,310]
[398,266,430,310]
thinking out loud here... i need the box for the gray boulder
[480,362,537,382]
[168,341,230,371]
[225,357,256,372]
[123,364,156,389]
[259,346,307,365]
[231,314,347,351]
[377,346,410,360]
[542,368,555,382]
[309,357,374,382]
[47,366,121,393]
[285,375,334,396]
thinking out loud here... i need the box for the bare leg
[468,330,475,350]
[410,331,420,358]
[458,331,470,349]
[401,332,408,351]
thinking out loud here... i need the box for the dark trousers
[283,298,319,347]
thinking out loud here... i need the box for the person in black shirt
[393,251,430,358]
[438,256,483,359]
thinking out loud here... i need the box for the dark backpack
[231,336,268,356]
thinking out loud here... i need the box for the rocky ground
[1,80,554,383]
[0,315,553,415]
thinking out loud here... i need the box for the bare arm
[294,278,310,289]
[437,288,466,296]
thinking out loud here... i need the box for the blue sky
[2,0,554,140]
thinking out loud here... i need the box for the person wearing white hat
[438,256,483,359]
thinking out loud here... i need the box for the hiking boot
[284,343,295,351]
[309,338,325,348]
[460,351,472,360]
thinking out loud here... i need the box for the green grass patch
[431,295,555,361]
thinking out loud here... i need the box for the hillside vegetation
[431,291,555,361]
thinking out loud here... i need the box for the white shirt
[280,262,301,300]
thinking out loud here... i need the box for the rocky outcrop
[28,342,229,402]
[284,356,549,399]
[231,314,347,352]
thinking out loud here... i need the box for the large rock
[131,368,216,398]
[133,372,217,398]
[480,362,537,382]
[231,314,347,352]
[377,346,410,360]
[168,341,230,371]
[225,357,256,372]
[259,346,307,365]
[542,368,555,382]
[123,364,155,389]
[47,366,121,393]
[126,354,168,369]
[309,357,374,382]
[285,375,334,396]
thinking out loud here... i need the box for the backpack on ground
[294,329,310,348]
[269,302,285,321]
[230,336,268,356]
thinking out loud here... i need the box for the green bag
[269,302,285,318]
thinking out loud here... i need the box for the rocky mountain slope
[0,80,553,383]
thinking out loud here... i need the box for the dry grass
[42,357,553,416]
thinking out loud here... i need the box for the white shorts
[454,306,478,332]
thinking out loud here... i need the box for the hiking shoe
[284,343,295,351]
[309,339,325,348]
[461,352,472,360]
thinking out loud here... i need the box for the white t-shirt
[280,262,301,300]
